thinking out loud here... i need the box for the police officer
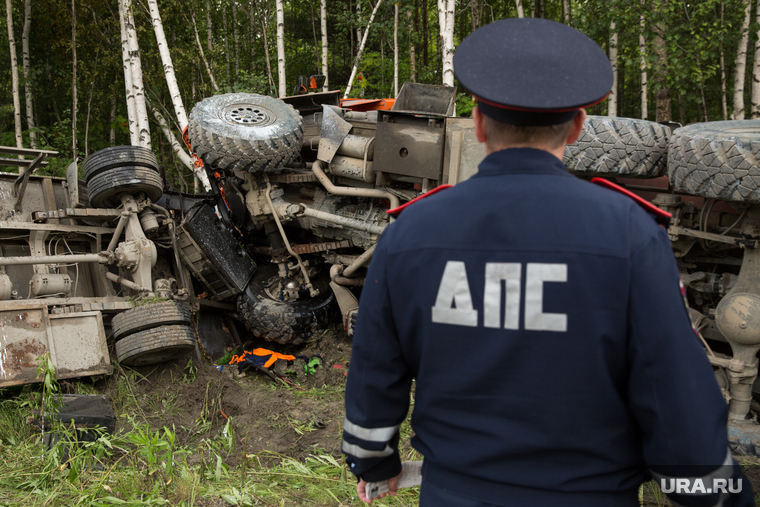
[342,18,753,507]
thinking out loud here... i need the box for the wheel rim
[221,103,276,127]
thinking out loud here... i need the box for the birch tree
[6,0,23,153]
[276,0,286,97]
[321,0,328,90]
[751,0,760,118]
[232,1,239,78]
[119,0,138,145]
[408,7,416,82]
[71,0,77,158]
[608,20,618,117]
[733,0,751,119]
[438,0,455,87]
[720,3,728,120]
[222,4,230,83]
[123,0,151,149]
[638,5,647,119]
[22,0,35,148]
[206,0,212,51]
[515,0,524,18]
[652,0,670,122]
[191,12,219,92]
[148,0,189,130]
[394,2,399,97]
[344,0,385,98]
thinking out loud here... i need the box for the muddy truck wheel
[111,302,193,341]
[82,146,158,182]
[115,325,196,367]
[563,116,671,178]
[87,166,164,208]
[237,265,337,345]
[668,120,760,203]
[188,93,303,173]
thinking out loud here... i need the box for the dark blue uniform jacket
[343,148,748,506]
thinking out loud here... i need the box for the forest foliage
[0,0,757,181]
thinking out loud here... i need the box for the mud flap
[329,281,359,336]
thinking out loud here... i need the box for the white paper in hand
[365,461,423,500]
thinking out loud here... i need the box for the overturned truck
[1,83,760,452]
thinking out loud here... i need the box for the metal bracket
[14,153,48,212]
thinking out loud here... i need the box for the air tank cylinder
[0,274,12,300]
[30,274,72,296]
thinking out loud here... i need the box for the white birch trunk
[223,5,230,84]
[22,0,35,148]
[515,0,524,18]
[408,8,416,82]
[733,0,752,120]
[394,3,398,97]
[321,0,328,91]
[148,0,189,131]
[751,0,760,118]
[119,0,139,145]
[720,3,728,120]
[356,0,362,45]
[206,0,212,51]
[150,103,211,191]
[191,13,219,92]
[72,0,77,158]
[437,0,455,87]
[6,0,23,154]
[276,0,286,97]
[109,96,117,145]
[344,0,385,98]
[608,21,618,117]
[123,0,151,149]
[232,0,239,78]
[639,11,647,120]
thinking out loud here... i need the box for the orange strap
[182,126,205,169]
[229,348,296,369]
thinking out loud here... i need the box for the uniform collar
[474,147,573,178]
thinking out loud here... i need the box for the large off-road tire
[111,302,193,341]
[188,93,303,173]
[668,120,760,203]
[82,146,158,182]
[563,116,671,178]
[115,325,196,367]
[237,265,337,345]
[87,166,164,208]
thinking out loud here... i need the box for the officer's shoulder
[586,177,672,228]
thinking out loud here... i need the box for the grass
[0,361,420,507]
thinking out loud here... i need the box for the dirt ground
[96,322,354,468]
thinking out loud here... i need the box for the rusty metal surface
[442,117,487,185]
[33,208,121,221]
[248,239,351,256]
[0,306,111,387]
[375,111,445,180]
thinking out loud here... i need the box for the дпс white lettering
[432,261,568,332]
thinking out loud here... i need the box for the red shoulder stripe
[386,185,453,217]
[591,177,671,227]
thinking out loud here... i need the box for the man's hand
[357,471,403,503]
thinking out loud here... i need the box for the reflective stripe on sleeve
[341,440,394,458]
[343,418,400,442]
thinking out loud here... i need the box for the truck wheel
[237,266,336,345]
[668,120,760,203]
[82,146,158,182]
[115,325,196,367]
[111,302,193,341]
[188,93,303,173]
[87,166,164,208]
[563,116,671,178]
